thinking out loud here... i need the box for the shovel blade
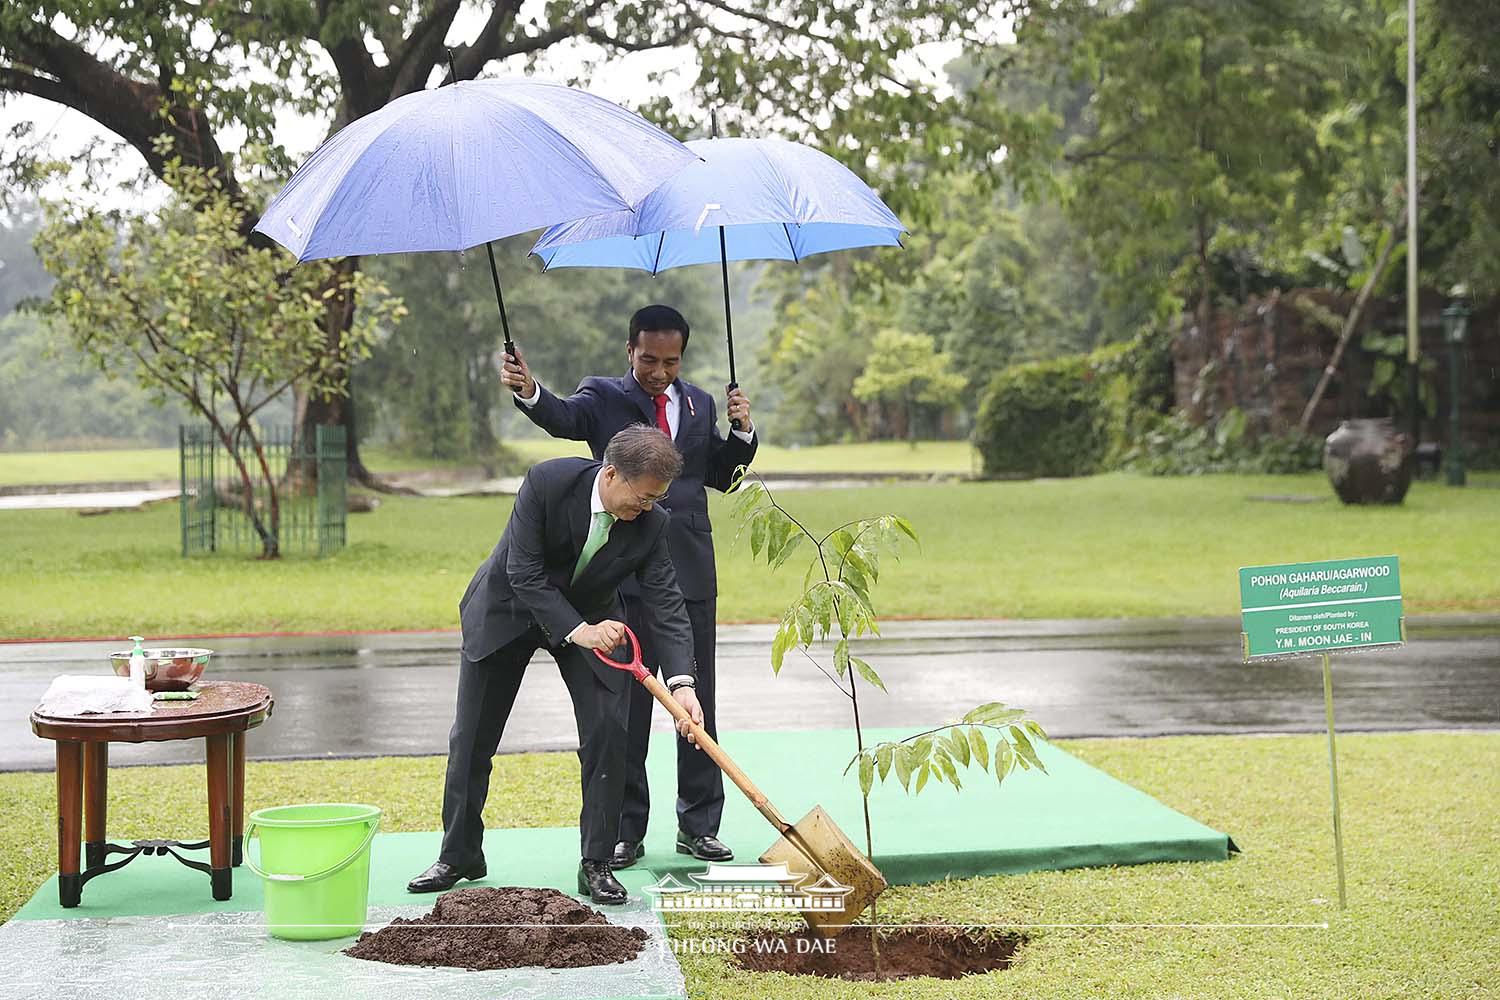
[759,805,888,938]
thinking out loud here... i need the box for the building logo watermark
[642,862,854,912]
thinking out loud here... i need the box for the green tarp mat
[15,728,1233,921]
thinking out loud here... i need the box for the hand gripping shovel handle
[594,626,791,834]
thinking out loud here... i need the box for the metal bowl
[108,647,213,692]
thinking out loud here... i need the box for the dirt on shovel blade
[344,887,649,971]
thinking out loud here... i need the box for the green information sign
[1239,555,1404,660]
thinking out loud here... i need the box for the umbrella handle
[728,381,743,432]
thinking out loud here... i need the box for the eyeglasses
[622,475,669,509]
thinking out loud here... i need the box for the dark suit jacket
[458,457,694,691]
[516,372,758,600]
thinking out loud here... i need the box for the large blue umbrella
[254,73,698,356]
[530,136,905,421]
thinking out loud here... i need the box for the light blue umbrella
[530,136,905,419]
[254,73,698,356]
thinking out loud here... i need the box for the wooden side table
[30,681,274,908]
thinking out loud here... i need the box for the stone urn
[1323,418,1413,504]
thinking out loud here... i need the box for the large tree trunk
[296,256,414,493]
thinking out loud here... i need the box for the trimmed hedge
[974,352,1113,478]
[975,331,1172,478]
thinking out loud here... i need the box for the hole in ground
[732,926,1023,982]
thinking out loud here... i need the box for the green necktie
[572,510,616,583]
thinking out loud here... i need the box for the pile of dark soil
[733,925,1021,981]
[344,887,649,971]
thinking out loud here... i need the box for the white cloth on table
[36,675,154,716]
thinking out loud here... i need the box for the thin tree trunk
[297,258,415,494]
[211,421,276,558]
[248,432,281,560]
[1298,228,1400,433]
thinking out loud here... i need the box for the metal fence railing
[179,424,347,557]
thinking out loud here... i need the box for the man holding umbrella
[502,304,755,868]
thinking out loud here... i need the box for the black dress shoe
[578,859,628,905]
[676,832,734,861]
[610,839,645,870]
[407,859,486,893]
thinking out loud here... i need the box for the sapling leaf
[828,528,855,558]
[859,753,874,796]
[842,559,869,601]
[963,702,1004,724]
[937,752,961,789]
[812,584,834,637]
[934,754,955,787]
[833,639,850,677]
[852,657,886,692]
[1010,725,1047,773]
[772,532,803,570]
[947,727,970,768]
[968,726,989,771]
[764,517,786,564]
[845,545,875,584]
[876,743,894,781]
[895,745,915,790]
[771,624,789,673]
[994,741,1014,782]
[915,763,930,794]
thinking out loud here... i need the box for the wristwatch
[667,678,696,693]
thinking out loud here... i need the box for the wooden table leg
[84,742,109,871]
[231,731,246,867]
[205,733,232,900]
[56,740,83,907]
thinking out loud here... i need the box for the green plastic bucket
[244,802,381,940]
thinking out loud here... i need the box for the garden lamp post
[1442,294,1470,487]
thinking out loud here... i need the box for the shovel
[594,626,887,937]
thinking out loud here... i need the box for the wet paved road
[2,617,1495,770]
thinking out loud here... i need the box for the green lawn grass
[1,732,1495,998]
[0,439,975,486]
[2,473,1497,639]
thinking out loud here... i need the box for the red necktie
[654,392,671,437]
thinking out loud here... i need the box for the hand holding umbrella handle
[727,381,743,432]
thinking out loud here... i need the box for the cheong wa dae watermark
[642,861,854,913]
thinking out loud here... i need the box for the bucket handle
[242,816,379,884]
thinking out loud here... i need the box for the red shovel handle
[591,625,649,681]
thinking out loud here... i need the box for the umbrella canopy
[529,137,905,272]
[528,136,904,424]
[254,77,699,262]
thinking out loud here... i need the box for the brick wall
[1171,289,1500,452]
